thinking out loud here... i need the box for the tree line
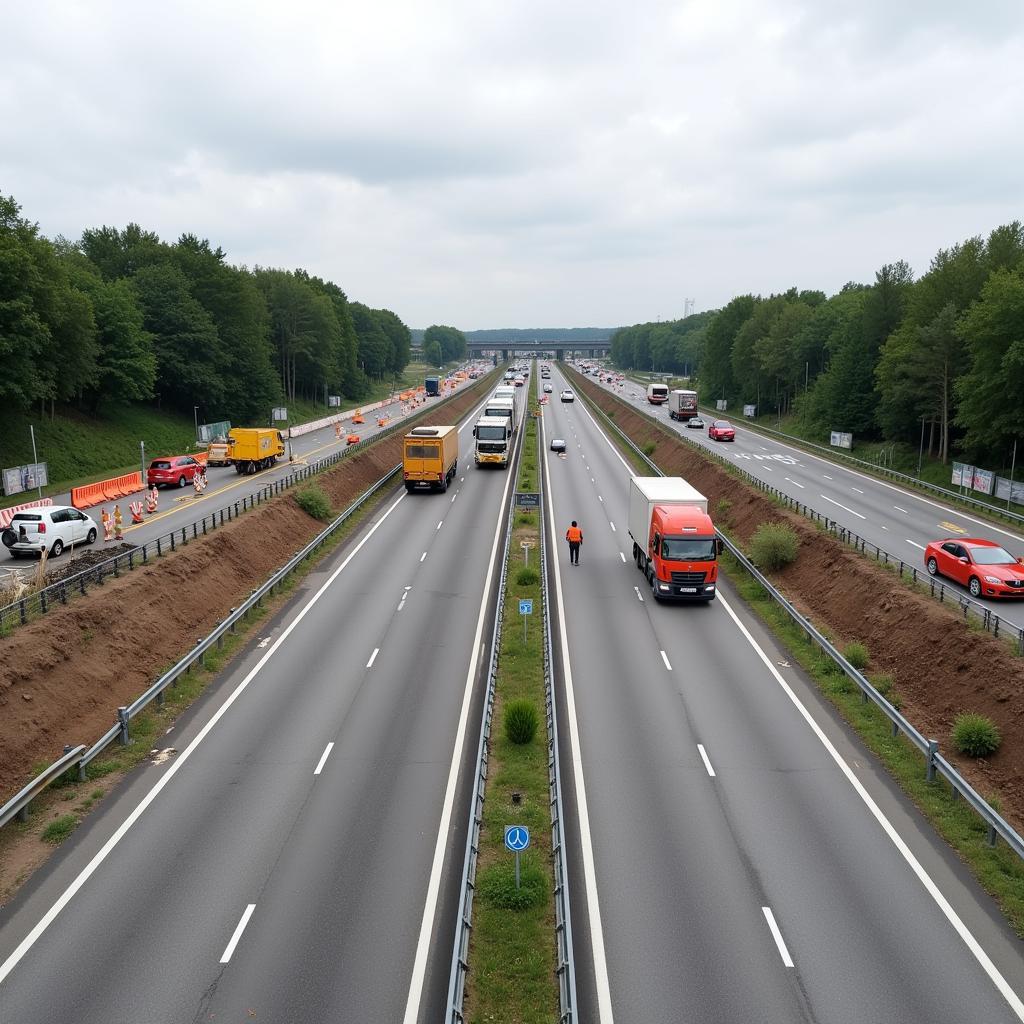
[611,221,1024,469]
[0,193,416,427]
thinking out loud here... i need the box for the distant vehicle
[627,477,720,601]
[550,437,567,453]
[472,416,511,469]
[147,455,204,488]
[205,435,231,467]
[686,415,705,429]
[543,383,553,393]
[560,389,575,403]
[2,506,98,559]
[708,420,735,442]
[228,428,286,474]
[924,539,1024,599]
[647,383,669,404]
[403,425,459,492]
[425,375,441,396]
[514,376,525,387]
[667,389,699,421]
[504,371,514,381]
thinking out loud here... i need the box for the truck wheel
[439,475,448,493]
[650,573,661,601]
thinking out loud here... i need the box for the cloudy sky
[4,0,1023,329]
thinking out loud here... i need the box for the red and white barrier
[0,498,54,529]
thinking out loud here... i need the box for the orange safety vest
[566,525,582,543]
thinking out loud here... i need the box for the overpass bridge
[465,337,612,362]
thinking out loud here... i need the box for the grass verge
[465,373,559,1023]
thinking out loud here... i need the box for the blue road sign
[504,825,530,852]
[519,599,533,615]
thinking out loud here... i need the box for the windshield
[661,536,716,560]
[970,546,1017,565]
[476,426,507,441]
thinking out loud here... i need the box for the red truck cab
[646,504,720,601]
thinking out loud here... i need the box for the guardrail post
[926,740,938,782]
[234,502,240,517]
[170,533,175,552]
[40,591,47,614]
[181,527,187,545]
[19,599,26,625]
[229,608,237,634]
[117,706,130,745]
[988,823,998,847]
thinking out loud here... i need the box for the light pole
[916,415,926,478]
[193,406,199,443]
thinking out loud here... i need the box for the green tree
[702,295,755,404]
[424,325,466,363]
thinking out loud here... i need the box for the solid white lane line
[620,552,627,563]
[0,488,411,988]
[894,506,909,514]
[718,594,1024,1019]
[785,478,805,489]
[313,742,334,776]
[821,494,867,520]
[220,904,256,964]
[697,744,716,777]
[762,907,794,968]
[609,521,616,532]
[402,430,520,1024]
[661,650,672,671]
[366,648,379,668]
[420,552,427,562]
[906,540,925,550]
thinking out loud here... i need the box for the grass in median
[466,373,560,1023]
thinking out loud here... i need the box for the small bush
[41,815,77,845]
[952,713,1001,758]
[641,441,657,458]
[294,484,333,521]
[477,858,547,910]
[715,498,733,522]
[516,567,539,586]
[843,642,869,671]
[749,522,799,570]
[516,513,535,528]
[504,699,539,745]
[871,673,894,697]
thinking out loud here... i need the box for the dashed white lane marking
[313,742,334,776]
[762,466,773,472]
[894,506,909,514]
[436,520,443,531]
[762,907,794,967]
[451,494,457,503]
[220,904,256,964]
[785,478,805,489]
[366,647,379,668]
[598,495,604,503]
[634,586,644,602]
[697,744,716,778]
[660,650,672,671]
[823,474,833,480]
[609,521,617,532]
[906,540,925,550]
[852,487,864,494]
[821,494,867,520]
[760,445,769,451]
[620,552,627,563]
[420,552,427,562]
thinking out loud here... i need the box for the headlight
[984,575,1001,584]
[660,584,670,591]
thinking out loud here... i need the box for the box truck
[228,428,286,474]
[425,376,441,396]
[667,389,698,421]
[403,425,459,492]
[647,383,669,404]
[472,415,512,468]
[627,476,720,601]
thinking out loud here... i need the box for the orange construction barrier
[72,472,143,509]
[346,434,360,445]
[377,416,389,427]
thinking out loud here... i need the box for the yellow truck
[403,425,458,493]
[228,427,286,474]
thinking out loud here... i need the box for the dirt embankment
[0,384,491,803]
[573,373,1024,830]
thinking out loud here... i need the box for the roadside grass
[466,370,559,1023]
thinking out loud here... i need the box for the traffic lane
[541,420,804,1022]
[0,460,507,1019]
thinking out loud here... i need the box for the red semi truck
[627,476,721,601]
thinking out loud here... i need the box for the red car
[147,455,203,489]
[924,538,1024,599]
[708,420,735,442]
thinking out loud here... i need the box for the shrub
[952,713,1001,758]
[749,522,799,570]
[715,498,733,522]
[516,567,539,586]
[294,484,332,521]
[843,642,869,671]
[516,513,535,528]
[871,673,894,697]
[477,858,547,910]
[504,699,539,744]
[41,815,77,845]
[641,441,657,458]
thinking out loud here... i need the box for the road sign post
[519,598,533,642]
[504,825,530,888]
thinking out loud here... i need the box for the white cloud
[2,0,1023,327]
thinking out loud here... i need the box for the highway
[542,364,1024,1023]
[0,383,517,1023]
[582,368,1024,631]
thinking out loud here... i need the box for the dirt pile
[0,383,490,803]
[573,373,1024,829]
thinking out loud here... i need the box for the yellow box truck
[403,425,459,492]
[228,428,286,474]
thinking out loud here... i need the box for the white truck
[483,396,517,435]
[627,476,720,602]
[667,389,699,420]
[472,415,512,468]
[647,383,669,404]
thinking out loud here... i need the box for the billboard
[829,431,853,450]
[2,462,49,496]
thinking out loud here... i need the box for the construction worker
[566,520,583,565]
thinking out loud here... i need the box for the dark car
[550,438,567,453]
[924,538,1024,599]
[147,455,203,488]
[708,420,735,441]
[686,416,705,429]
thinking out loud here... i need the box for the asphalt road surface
[543,365,1024,1024]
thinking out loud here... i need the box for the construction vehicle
[228,428,286,474]
[206,435,232,467]
[628,476,721,601]
[403,425,459,492]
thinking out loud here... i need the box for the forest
[610,222,1024,469]
[0,194,417,427]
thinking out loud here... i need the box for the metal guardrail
[0,466,402,828]
[579,382,1024,862]
[0,375,498,634]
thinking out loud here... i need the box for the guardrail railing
[580,385,1024,862]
